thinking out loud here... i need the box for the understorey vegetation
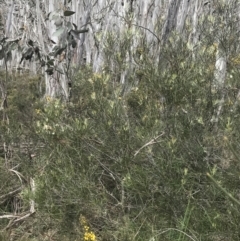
[1,35,240,241]
[1,1,240,241]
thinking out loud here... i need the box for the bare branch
[134,132,165,157]
[0,214,20,219]
[5,211,35,230]
[0,186,23,203]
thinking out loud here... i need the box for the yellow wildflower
[46,96,51,102]
[79,215,97,241]
[35,109,41,114]
[84,231,96,241]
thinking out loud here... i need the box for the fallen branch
[0,214,20,219]
[9,168,27,184]
[5,211,35,230]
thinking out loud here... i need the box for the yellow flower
[46,96,51,102]
[80,215,87,225]
[84,231,96,241]
[35,109,41,114]
[79,215,97,241]
[84,225,89,231]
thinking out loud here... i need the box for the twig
[5,211,35,230]
[207,172,240,206]
[0,214,20,219]
[134,132,164,157]
[9,168,27,184]
[0,186,23,203]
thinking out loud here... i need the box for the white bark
[177,0,189,33]
[161,0,181,44]
[214,52,227,89]
[30,177,35,213]
[0,0,239,98]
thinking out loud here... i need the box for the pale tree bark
[161,0,181,45]
[192,0,201,45]
[210,0,240,127]
[0,0,239,101]
[1,0,240,122]
[0,0,195,97]
[214,47,227,89]
[211,44,227,126]
[5,0,14,36]
[177,0,189,34]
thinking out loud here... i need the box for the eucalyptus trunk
[0,0,239,99]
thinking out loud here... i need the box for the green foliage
[27,48,240,241]
[0,73,45,238]
[2,9,240,241]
